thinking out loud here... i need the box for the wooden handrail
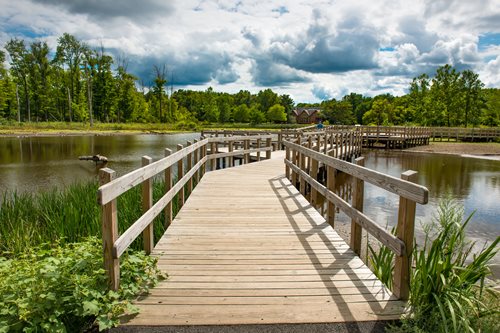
[283,140,429,300]
[284,140,428,204]
[98,135,273,290]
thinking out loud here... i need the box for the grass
[0,179,180,256]
[369,197,500,332]
[0,120,308,136]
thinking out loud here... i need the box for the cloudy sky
[1,0,499,102]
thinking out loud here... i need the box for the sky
[1,0,499,103]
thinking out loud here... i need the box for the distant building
[292,107,322,124]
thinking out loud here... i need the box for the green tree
[5,38,31,121]
[152,65,167,122]
[322,99,355,124]
[29,41,53,122]
[249,105,266,125]
[460,70,484,127]
[267,104,287,123]
[409,74,432,125]
[256,88,279,113]
[233,104,250,122]
[279,94,294,123]
[482,88,500,126]
[363,98,391,125]
[0,50,17,120]
[431,64,461,127]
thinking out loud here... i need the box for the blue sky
[1,0,499,103]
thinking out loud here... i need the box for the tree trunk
[16,84,21,123]
[87,78,93,127]
[67,87,72,122]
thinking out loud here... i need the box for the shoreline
[402,141,500,160]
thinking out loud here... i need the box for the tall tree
[53,33,85,122]
[5,38,31,121]
[153,65,167,122]
[279,94,294,123]
[267,104,287,123]
[431,65,461,127]
[460,70,484,127]
[29,41,52,121]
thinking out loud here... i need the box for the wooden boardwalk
[123,151,405,326]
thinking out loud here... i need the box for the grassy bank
[0,121,306,136]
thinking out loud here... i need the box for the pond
[1,134,498,271]
[0,133,200,193]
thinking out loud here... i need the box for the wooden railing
[430,127,500,141]
[97,135,273,290]
[283,140,429,300]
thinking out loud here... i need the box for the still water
[0,133,200,193]
[1,135,498,247]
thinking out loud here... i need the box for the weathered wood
[393,170,418,300]
[210,142,216,170]
[79,154,108,163]
[350,157,364,255]
[177,144,185,207]
[266,137,272,159]
[186,141,193,194]
[285,146,290,179]
[142,156,154,254]
[326,164,336,227]
[285,160,405,256]
[124,151,405,326]
[164,149,173,228]
[113,156,208,258]
[283,140,428,204]
[99,168,119,291]
[98,139,208,205]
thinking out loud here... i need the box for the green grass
[0,179,180,256]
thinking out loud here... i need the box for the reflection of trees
[365,150,500,200]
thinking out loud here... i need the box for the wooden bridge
[97,134,428,327]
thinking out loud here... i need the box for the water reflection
[0,133,200,193]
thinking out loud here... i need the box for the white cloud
[0,0,499,102]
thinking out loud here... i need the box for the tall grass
[369,197,499,332]
[0,180,178,255]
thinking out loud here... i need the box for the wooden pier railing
[430,126,500,142]
[283,139,429,300]
[97,135,273,290]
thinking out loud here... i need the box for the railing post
[177,144,185,207]
[186,141,193,194]
[256,138,261,161]
[99,168,119,291]
[210,141,216,170]
[326,164,336,227]
[228,141,234,167]
[278,132,283,150]
[310,135,320,206]
[299,138,306,195]
[393,170,418,300]
[164,148,173,228]
[350,157,364,255]
[141,156,154,254]
[201,141,207,177]
[244,139,250,164]
[193,140,200,184]
[285,145,290,180]
[266,137,272,159]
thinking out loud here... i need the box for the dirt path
[404,141,500,158]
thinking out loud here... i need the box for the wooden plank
[283,140,428,204]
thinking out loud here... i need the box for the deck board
[122,151,405,326]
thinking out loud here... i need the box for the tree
[153,65,167,122]
[279,94,294,123]
[5,38,31,121]
[363,98,391,125]
[256,89,279,113]
[53,33,85,122]
[431,65,461,127]
[267,104,286,123]
[460,70,484,127]
[322,99,355,124]
[233,104,250,123]
[30,41,52,121]
[0,50,17,120]
[249,106,266,125]
[409,74,432,125]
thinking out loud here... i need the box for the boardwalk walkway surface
[123,151,405,326]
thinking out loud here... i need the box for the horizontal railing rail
[98,135,273,290]
[283,139,429,300]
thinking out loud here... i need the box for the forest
[0,33,499,128]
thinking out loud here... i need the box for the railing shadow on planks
[282,139,429,300]
[97,135,273,291]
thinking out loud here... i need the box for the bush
[0,237,164,332]
[369,197,499,332]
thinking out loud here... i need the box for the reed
[369,197,499,332]
[0,180,176,255]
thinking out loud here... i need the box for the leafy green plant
[369,197,499,332]
[0,237,164,332]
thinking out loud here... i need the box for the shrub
[0,237,164,332]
